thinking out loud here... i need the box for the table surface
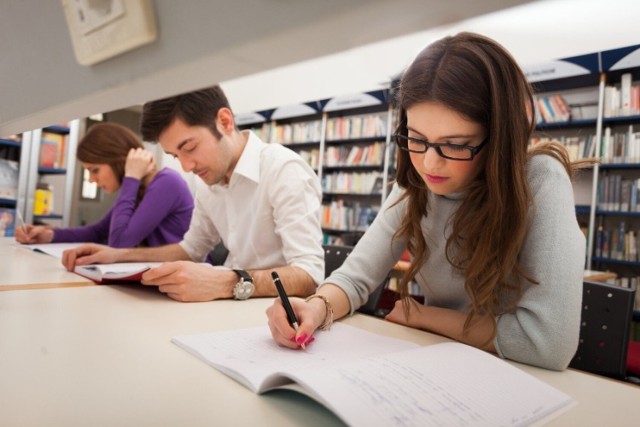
[0,238,638,426]
[0,238,94,290]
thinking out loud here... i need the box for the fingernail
[289,335,296,342]
[295,333,308,345]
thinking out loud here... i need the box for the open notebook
[172,323,575,426]
[24,243,162,283]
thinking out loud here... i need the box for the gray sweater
[323,154,585,370]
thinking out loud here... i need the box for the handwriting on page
[173,324,420,391]
[287,343,571,427]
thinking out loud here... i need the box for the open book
[23,243,163,284]
[74,262,164,283]
[172,323,574,426]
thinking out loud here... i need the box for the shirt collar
[226,130,262,187]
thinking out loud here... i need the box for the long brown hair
[393,32,589,338]
[77,122,155,204]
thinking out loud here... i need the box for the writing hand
[61,243,118,271]
[15,224,54,244]
[140,261,236,302]
[124,148,155,180]
[266,297,319,350]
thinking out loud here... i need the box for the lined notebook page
[174,324,574,426]
[172,323,419,392]
[284,342,574,427]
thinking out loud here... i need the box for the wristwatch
[232,269,255,300]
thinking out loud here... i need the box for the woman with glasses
[266,32,589,370]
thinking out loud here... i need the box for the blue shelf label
[271,102,320,120]
[323,92,386,112]
[603,45,640,71]
[235,112,268,126]
[524,58,596,83]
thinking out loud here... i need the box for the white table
[0,237,93,290]
[0,238,638,426]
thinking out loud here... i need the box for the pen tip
[271,271,278,280]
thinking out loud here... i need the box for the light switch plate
[61,0,158,66]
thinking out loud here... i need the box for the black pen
[271,271,305,349]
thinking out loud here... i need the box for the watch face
[234,280,254,300]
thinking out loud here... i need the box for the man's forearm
[120,243,192,262]
[250,265,316,298]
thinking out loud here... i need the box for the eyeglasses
[394,134,488,161]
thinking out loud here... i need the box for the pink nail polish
[296,333,308,345]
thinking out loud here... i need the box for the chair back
[569,280,636,379]
[322,244,385,315]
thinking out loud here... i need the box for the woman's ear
[215,108,235,135]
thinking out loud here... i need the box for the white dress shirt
[180,131,324,284]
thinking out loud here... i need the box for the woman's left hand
[124,148,155,179]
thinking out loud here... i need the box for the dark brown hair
[393,32,587,340]
[77,122,153,204]
[140,85,233,142]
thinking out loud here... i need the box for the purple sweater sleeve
[107,171,188,248]
[53,168,193,248]
[51,210,113,243]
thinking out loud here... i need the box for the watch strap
[232,269,253,283]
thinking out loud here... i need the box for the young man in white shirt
[63,86,324,302]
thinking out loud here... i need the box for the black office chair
[569,280,636,379]
[208,243,229,265]
[322,244,386,316]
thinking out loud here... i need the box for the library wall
[0,0,521,137]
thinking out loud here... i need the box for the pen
[15,209,28,235]
[271,271,305,349]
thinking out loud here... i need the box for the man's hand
[141,261,237,302]
[61,244,122,271]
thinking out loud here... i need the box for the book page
[24,242,85,258]
[171,323,419,393]
[283,342,575,427]
[75,262,164,282]
[174,325,574,426]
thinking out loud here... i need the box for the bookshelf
[237,90,397,246]
[526,44,640,317]
[320,90,394,245]
[4,121,81,229]
[0,134,24,236]
[271,101,324,174]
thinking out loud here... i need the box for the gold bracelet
[305,294,333,331]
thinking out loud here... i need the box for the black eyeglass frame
[394,133,488,161]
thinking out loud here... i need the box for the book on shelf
[0,207,16,237]
[0,158,19,200]
[535,94,571,123]
[604,72,640,117]
[172,323,574,427]
[41,132,67,168]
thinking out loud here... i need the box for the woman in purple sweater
[15,123,193,248]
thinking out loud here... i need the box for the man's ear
[216,108,235,135]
